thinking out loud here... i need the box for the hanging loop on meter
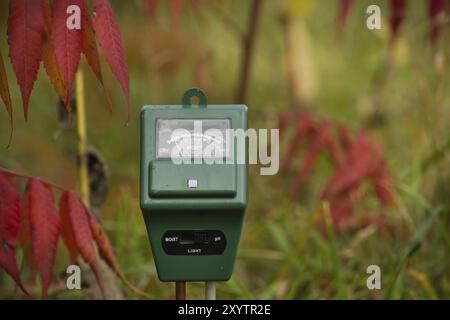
[182,88,207,109]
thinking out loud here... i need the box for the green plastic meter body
[140,89,248,282]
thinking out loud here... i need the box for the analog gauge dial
[156,119,230,159]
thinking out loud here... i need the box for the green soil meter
[140,88,248,282]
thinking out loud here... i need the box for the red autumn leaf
[0,48,13,146]
[371,158,396,206]
[19,190,36,278]
[280,113,313,173]
[81,0,112,112]
[93,0,131,121]
[89,214,123,278]
[278,110,294,136]
[322,133,376,198]
[0,173,27,295]
[59,193,79,264]
[390,0,407,40]
[337,0,354,31]
[3,174,17,189]
[428,0,448,44]
[7,0,45,120]
[280,111,396,234]
[325,130,343,167]
[338,126,354,151]
[19,190,29,249]
[82,2,102,83]
[59,191,104,294]
[42,0,70,110]
[322,132,396,205]
[52,0,84,106]
[42,0,68,107]
[26,178,61,298]
[291,122,333,197]
[0,167,126,298]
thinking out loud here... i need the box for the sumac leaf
[93,0,131,121]
[59,191,104,294]
[0,168,124,298]
[52,0,84,105]
[279,111,395,234]
[82,3,101,82]
[59,193,79,264]
[7,0,45,120]
[26,178,61,298]
[0,49,13,146]
[42,0,67,107]
[0,173,27,294]
[338,126,354,151]
[371,157,396,206]
[81,1,111,112]
[89,214,123,278]
[19,191,35,277]
[322,133,377,199]
[280,113,313,173]
[3,174,17,188]
[290,122,332,197]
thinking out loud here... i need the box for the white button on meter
[187,179,198,188]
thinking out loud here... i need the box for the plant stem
[205,281,216,300]
[76,70,90,208]
[205,1,244,38]
[281,13,299,109]
[235,0,263,104]
[75,70,125,299]
[176,281,186,300]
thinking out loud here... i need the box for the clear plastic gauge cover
[156,119,231,159]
